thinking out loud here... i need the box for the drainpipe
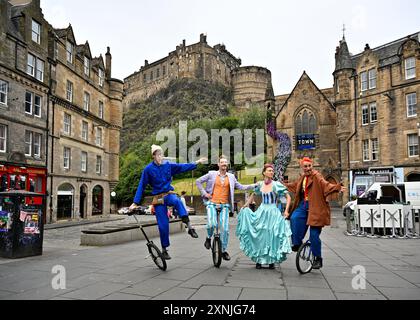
[346,73,358,193]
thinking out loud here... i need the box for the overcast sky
[41,0,419,95]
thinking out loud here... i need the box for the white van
[343,182,420,215]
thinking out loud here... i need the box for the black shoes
[204,238,211,250]
[268,263,275,269]
[312,257,323,269]
[256,263,262,269]
[222,252,231,261]
[292,244,300,252]
[162,250,171,260]
[188,228,198,238]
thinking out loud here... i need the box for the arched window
[295,107,318,150]
[295,108,317,135]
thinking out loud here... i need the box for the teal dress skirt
[236,181,292,265]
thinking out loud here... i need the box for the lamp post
[191,170,194,205]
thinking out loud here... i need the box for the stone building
[269,32,420,204]
[123,34,273,111]
[0,0,123,223]
[48,25,123,222]
[0,0,49,205]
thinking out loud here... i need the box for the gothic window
[295,108,317,135]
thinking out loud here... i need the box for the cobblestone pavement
[0,210,419,300]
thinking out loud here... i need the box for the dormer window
[66,41,74,63]
[84,56,90,76]
[405,57,416,80]
[98,68,105,87]
[31,19,41,44]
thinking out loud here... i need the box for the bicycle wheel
[212,236,222,268]
[295,242,314,274]
[147,242,167,271]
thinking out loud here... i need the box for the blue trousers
[290,201,322,258]
[205,202,231,252]
[154,193,188,249]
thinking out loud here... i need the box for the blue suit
[134,161,197,248]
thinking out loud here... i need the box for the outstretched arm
[317,174,345,197]
[170,157,207,176]
[283,180,298,194]
[234,179,258,191]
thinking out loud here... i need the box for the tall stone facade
[270,32,420,205]
[0,0,123,223]
[0,0,50,204]
[123,34,273,111]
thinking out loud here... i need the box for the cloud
[43,5,69,28]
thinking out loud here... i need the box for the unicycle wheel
[295,242,314,274]
[147,242,167,271]
[212,236,222,268]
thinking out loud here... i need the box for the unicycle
[211,204,223,268]
[295,240,314,274]
[127,207,167,271]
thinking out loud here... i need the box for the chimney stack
[105,46,112,79]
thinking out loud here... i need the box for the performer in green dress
[236,164,292,269]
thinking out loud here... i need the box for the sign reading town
[296,134,316,150]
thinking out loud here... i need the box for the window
[35,59,44,81]
[362,140,370,161]
[96,155,102,174]
[96,127,102,146]
[98,101,104,119]
[25,92,33,114]
[84,56,90,76]
[83,92,90,111]
[81,152,87,172]
[66,81,73,102]
[63,147,71,169]
[163,65,166,76]
[370,102,377,123]
[64,113,71,135]
[25,131,32,156]
[31,19,41,44]
[98,68,105,87]
[156,68,160,78]
[408,134,419,157]
[27,54,44,81]
[66,41,74,63]
[368,68,376,89]
[34,95,41,117]
[33,133,41,158]
[294,109,317,135]
[82,121,88,141]
[0,80,8,105]
[405,57,416,80]
[362,104,369,125]
[361,71,368,92]
[27,53,35,77]
[150,71,153,81]
[371,138,379,161]
[143,73,147,83]
[407,93,417,117]
[54,40,58,60]
[0,124,6,152]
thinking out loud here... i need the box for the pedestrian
[196,155,257,261]
[129,145,207,260]
[284,157,346,269]
[236,163,292,269]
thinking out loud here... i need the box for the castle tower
[231,66,273,108]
